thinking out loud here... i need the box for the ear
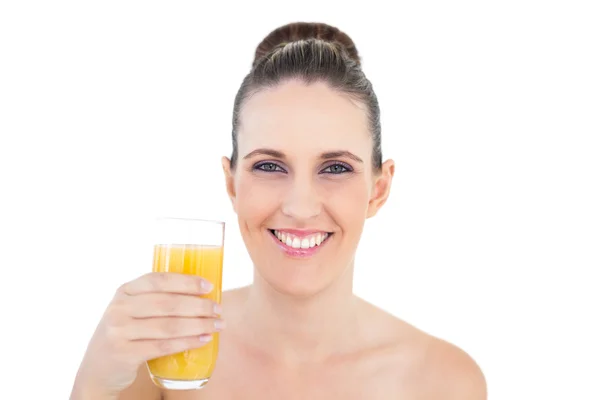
[366,159,395,219]
[221,156,237,213]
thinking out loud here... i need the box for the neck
[240,263,363,365]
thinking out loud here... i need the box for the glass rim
[155,217,225,226]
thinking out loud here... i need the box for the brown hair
[230,22,382,171]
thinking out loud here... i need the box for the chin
[246,228,352,298]
[256,264,334,299]
[255,260,335,298]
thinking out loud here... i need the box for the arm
[70,364,161,400]
[69,272,219,400]
[117,364,162,400]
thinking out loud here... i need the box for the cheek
[235,174,284,228]
[322,177,371,230]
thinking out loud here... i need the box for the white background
[1,1,599,399]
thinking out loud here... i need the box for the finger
[119,272,214,296]
[126,293,221,318]
[134,334,214,360]
[123,316,225,340]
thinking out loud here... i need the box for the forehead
[237,80,371,157]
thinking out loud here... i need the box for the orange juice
[146,244,223,382]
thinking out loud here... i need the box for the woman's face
[223,79,394,297]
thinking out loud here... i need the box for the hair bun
[254,22,360,66]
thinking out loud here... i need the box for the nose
[281,176,322,221]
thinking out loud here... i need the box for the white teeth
[273,230,330,249]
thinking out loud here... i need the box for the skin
[71,79,486,400]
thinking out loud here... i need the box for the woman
[71,22,486,399]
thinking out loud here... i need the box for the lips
[268,229,333,257]
[271,229,329,249]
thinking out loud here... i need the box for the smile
[268,229,333,257]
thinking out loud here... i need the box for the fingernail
[201,280,214,292]
[199,334,213,343]
[214,303,223,315]
[214,319,226,331]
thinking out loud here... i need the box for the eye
[321,162,352,174]
[254,162,287,173]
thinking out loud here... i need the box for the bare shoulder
[358,299,486,399]
[419,336,487,399]
[221,286,249,308]
[219,286,251,323]
[222,286,249,300]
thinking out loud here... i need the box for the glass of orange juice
[146,217,225,390]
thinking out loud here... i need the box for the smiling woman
[71,22,486,400]
[224,70,389,296]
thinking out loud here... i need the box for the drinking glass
[146,217,225,390]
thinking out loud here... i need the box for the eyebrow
[320,151,363,164]
[243,148,364,164]
[243,148,286,160]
